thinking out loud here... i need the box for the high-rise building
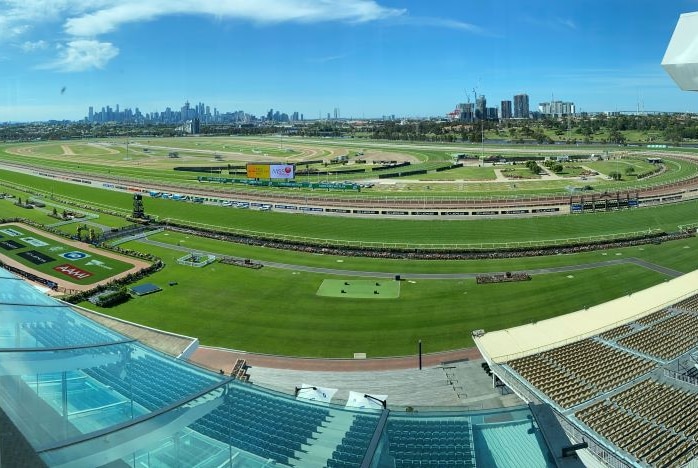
[500,100,512,119]
[539,100,576,117]
[456,103,475,122]
[88,106,94,122]
[475,95,486,120]
[513,94,529,119]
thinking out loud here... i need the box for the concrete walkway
[190,346,481,373]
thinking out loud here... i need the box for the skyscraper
[475,95,486,120]
[457,103,475,122]
[513,94,529,119]
[500,100,512,119]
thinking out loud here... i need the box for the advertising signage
[246,163,295,180]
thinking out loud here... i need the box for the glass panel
[40,384,233,468]
[0,342,225,451]
[0,278,59,306]
[0,304,127,349]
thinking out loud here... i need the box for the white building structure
[662,11,698,91]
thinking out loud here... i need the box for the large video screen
[246,163,294,179]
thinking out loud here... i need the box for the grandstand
[475,268,698,467]
[0,267,574,467]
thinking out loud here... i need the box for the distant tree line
[2,114,698,145]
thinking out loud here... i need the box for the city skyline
[83,92,573,125]
[1,0,697,122]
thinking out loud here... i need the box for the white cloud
[0,0,109,41]
[398,16,486,35]
[64,0,405,36]
[21,40,49,52]
[40,40,119,72]
[1,0,404,71]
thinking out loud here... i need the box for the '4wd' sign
[53,264,93,280]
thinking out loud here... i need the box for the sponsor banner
[532,208,560,213]
[411,211,439,216]
[246,163,295,179]
[21,237,49,247]
[246,164,270,179]
[0,239,24,250]
[60,251,91,261]
[0,228,23,237]
[53,264,93,280]
[381,210,409,216]
[48,246,66,252]
[472,210,499,216]
[86,259,113,270]
[18,250,55,265]
[440,211,469,216]
[353,209,379,215]
[269,164,295,179]
[501,209,529,215]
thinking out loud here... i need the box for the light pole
[418,339,422,370]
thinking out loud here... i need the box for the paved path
[190,346,482,373]
[625,258,683,278]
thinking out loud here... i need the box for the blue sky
[1,0,697,122]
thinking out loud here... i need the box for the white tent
[295,384,337,404]
[662,11,698,91]
[345,391,388,410]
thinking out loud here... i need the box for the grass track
[97,239,671,357]
[3,167,698,247]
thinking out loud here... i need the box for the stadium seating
[597,323,635,341]
[576,379,698,467]
[190,385,331,465]
[674,293,698,312]
[22,320,119,348]
[634,308,672,326]
[508,338,655,408]
[327,414,379,467]
[85,354,220,411]
[385,417,476,467]
[613,311,698,361]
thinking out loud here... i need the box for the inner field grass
[94,239,670,357]
[317,279,400,299]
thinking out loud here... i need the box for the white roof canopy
[662,11,698,91]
